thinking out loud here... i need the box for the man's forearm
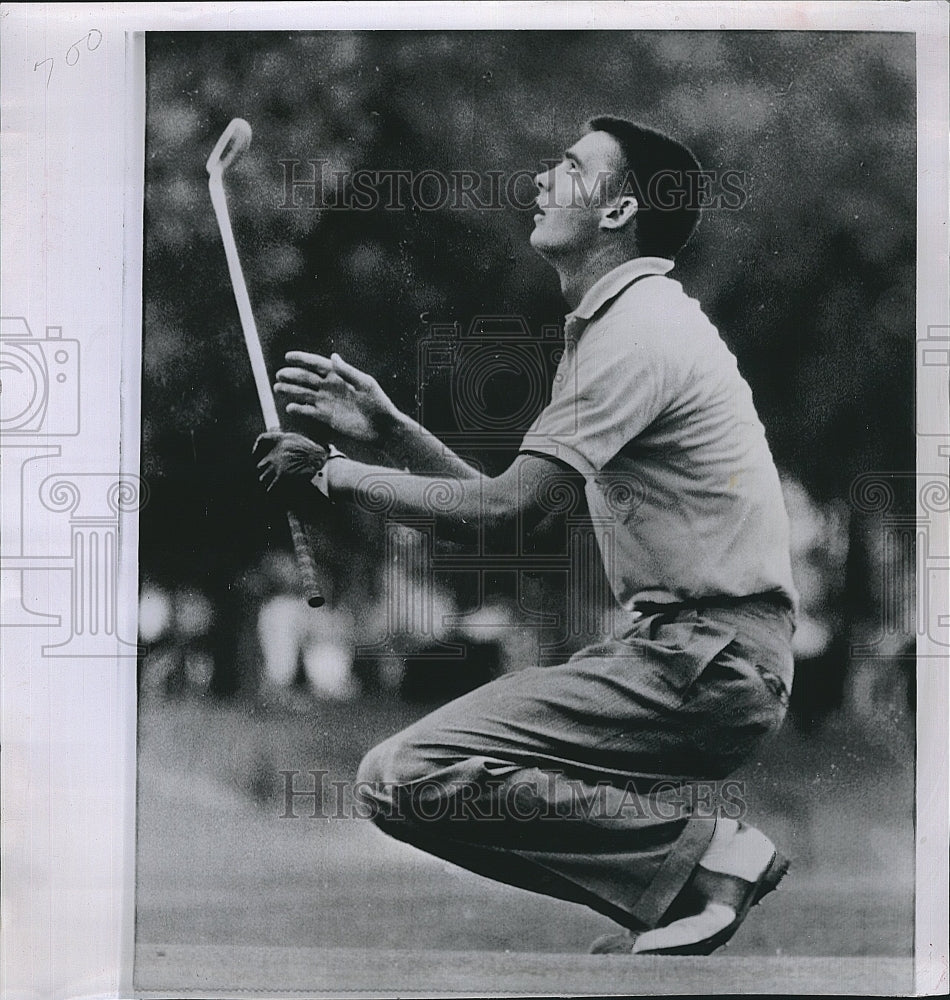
[329,456,505,541]
[379,411,482,479]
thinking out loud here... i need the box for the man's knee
[356,737,393,789]
[356,731,441,833]
[356,730,432,790]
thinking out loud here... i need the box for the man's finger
[275,366,336,390]
[286,402,320,418]
[331,352,372,389]
[274,382,334,402]
[252,432,281,458]
[284,351,333,376]
[254,430,281,443]
[274,381,319,400]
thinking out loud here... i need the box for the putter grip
[286,510,325,608]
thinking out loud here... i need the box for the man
[255,116,797,954]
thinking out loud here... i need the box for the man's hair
[586,115,703,259]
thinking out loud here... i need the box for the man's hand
[275,351,399,444]
[253,431,330,503]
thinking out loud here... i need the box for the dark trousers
[357,600,794,931]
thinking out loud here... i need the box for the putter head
[206,118,253,175]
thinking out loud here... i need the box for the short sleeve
[520,313,666,475]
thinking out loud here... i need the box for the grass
[134,689,914,993]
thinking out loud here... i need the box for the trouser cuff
[628,815,716,928]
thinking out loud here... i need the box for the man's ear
[599,195,638,232]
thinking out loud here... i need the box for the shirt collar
[566,256,675,324]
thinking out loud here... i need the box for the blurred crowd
[138,472,915,738]
[139,523,529,708]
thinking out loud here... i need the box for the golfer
[255,116,798,955]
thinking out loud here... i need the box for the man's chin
[528,226,557,258]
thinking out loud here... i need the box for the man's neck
[553,245,633,310]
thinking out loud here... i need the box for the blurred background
[136,30,918,968]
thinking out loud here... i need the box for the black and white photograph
[1,4,948,999]
[134,23,925,996]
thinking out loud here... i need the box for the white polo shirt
[521,256,798,612]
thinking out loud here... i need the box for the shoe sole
[632,851,790,956]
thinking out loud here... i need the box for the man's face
[529,130,624,258]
